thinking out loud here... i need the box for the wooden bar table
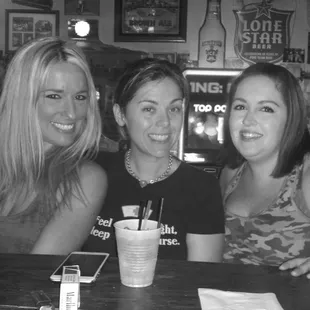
[0,254,309,310]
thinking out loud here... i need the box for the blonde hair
[0,37,102,215]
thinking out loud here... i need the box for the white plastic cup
[114,219,161,288]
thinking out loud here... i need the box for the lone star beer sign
[234,0,293,64]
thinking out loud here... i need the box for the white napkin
[198,288,284,310]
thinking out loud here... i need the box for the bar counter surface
[1,253,310,310]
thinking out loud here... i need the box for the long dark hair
[223,63,310,177]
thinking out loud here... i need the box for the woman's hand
[279,258,310,278]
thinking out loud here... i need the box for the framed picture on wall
[5,10,59,53]
[114,0,187,42]
[64,0,100,16]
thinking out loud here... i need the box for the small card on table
[59,265,80,310]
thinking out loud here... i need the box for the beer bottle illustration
[198,0,226,68]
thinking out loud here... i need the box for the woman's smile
[51,121,75,132]
[148,133,170,143]
[239,130,263,141]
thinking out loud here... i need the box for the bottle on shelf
[198,0,226,68]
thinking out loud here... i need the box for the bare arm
[31,161,107,255]
[279,159,310,278]
[186,233,224,262]
[301,158,310,211]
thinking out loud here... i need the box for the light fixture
[75,20,90,37]
[68,19,99,41]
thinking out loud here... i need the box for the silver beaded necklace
[125,149,173,188]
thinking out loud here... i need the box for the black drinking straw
[138,201,145,231]
[157,198,164,228]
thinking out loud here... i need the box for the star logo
[255,1,272,19]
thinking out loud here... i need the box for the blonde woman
[0,37,107,254]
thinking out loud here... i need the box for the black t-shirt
[82,151,224,260]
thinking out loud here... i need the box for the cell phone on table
[50,251,109,284]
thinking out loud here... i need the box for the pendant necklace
[125,149,173,188]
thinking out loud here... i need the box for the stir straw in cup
[138,201,146,231]
[141,200,152,230]
[156,198,164,228]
